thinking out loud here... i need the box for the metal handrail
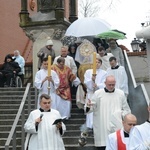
[5,83,31,150]
[124,50,137,88]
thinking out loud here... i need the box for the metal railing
[124,50,149,124]
[5,83,32,150]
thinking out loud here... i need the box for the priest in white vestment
[34,58,60,108]
[53,46,77,75]
[106,114,137,150]
[52,57,80,119]
[84,58,107,129]
[129,105,150,150]
[106,56,128,96]
[24,94,66,150]
[86,75,131,149]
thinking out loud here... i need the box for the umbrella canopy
[65,17,111,37]
[112,29,126,35]
[61,36,77,45]
[97,30,127,40]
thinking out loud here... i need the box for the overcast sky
[79,0,150,50]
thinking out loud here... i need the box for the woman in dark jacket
[0,54,21,87]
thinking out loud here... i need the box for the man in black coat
[0,54,21,87]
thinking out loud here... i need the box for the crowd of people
[1,38,150,150]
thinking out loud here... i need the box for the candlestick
[48,55,51,76]
[93,52,96,74]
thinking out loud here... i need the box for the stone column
[69,0,78,23]
[55,0,65,20]
[21,0,28,12]
[20,0,30,26]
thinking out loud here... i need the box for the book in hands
[53,118,63,125]
[52,116,67,125]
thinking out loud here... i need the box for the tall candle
[93,52,96,74]
[48,55,51,76]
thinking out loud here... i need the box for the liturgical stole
[116,130,126,150]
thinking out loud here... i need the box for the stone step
[0,145,21,150]
[0,87,94,150]
[0,131,22,138]
[0,91,35,96]
[0,95,35,99]
[0,107,36,113]
[65,144,96,150]
[63,136,94,145]
[64,130,93,137]
[0,98,36,104]
[0,130,93,139]
[0,87,26,91]
[0,125,21,131]
[66,124,82,130]
[0,138,21,149]
[64,118,86,125]
[71,108,84,113]
[0,143,95,150]
[0,119,22,125]
[0,104,35,109]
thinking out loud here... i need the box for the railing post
[21,106,25,150]
[35,87,38,109]
[5,146,9,150]
[12,130,16,150]
[28,87,31,114]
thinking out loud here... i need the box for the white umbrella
[65,17,111,37]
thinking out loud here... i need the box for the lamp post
[131,38,141,52]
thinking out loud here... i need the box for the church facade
[0,0,78,65]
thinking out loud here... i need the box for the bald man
[129,104,150,149]
[106,114,137,150]
[86,75,131,150]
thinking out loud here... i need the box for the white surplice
[34,69,60,108]
[106,128,129,150]
[24,109,66,150]
[129,121,150,150]
[53,55,77,75]
[84,68,107,128]
[106,66,128,95]
[90,89,131,147]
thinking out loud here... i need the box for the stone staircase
[0,87,95,150]
[64,97,96,150]
[0,87,36,150]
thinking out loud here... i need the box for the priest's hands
[87,99,95,107]
[56,122,62,129]
[87,99,92,108]
[35,117,42,125]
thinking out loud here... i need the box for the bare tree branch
[78,0,121,18]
